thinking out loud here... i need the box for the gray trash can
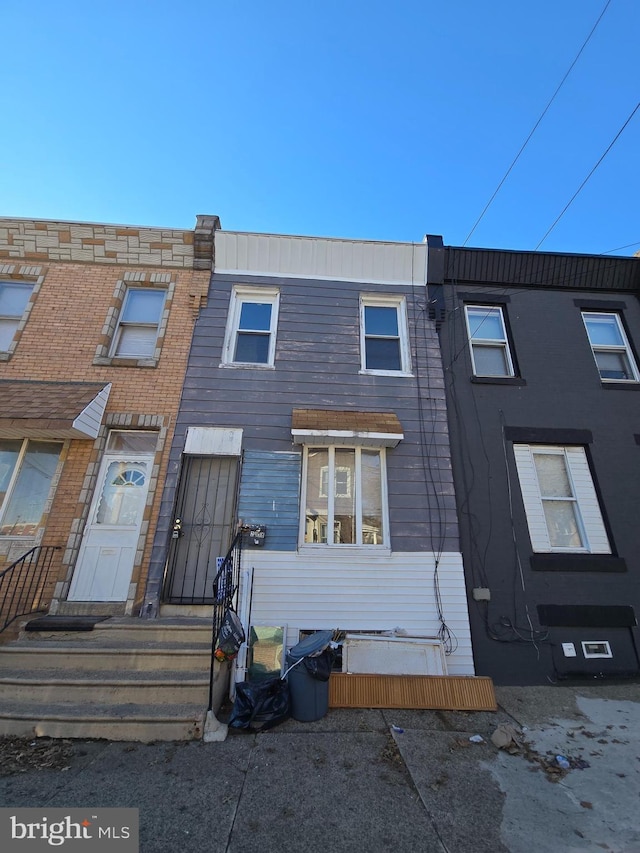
[286,630,333,722]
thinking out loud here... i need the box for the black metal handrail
[207,529,244,712]
[0,546,60,634]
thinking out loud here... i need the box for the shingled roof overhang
[291,409,403,448]
[0,380,112,440]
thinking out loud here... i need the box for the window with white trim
[0,281,34,351]
[0,439,62,536]
[581,312,639,382]
[360,295,410,374]
[302,446,387,546]
[223,286,280,367]
[110,288,167,359]
[465,304,515,377]
[513,444,611,554]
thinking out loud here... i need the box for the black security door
[164,456,239,603]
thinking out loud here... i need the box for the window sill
[0,351,13,362]
[93,356,159,368]
[298,544,391,556]
[219,362,276,370]
[359,369,413,378]
[601,381,640,391]
[530,554,625,572]
[471,376,526,386]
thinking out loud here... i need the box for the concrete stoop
[0,616,227,742]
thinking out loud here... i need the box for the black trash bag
[228,677,290,732]
[303,647,335,681]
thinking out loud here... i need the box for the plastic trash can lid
[288,630,333,661]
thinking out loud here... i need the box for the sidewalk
[1,682,639,853]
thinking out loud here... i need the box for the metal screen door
[164,455,239,603]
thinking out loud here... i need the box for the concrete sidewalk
[1,683,639,853]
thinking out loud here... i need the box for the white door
[68,435,156,601]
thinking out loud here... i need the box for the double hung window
[0,439,62,536]
[360,296,410,374]
[111,288,166,359]
[302,446,387,546]
[223,287,280,367]
[581,312,639,382]
[513,444,610,554]
[465,305,514,377]
[0,282,34,351]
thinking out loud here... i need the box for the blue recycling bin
[286,630,333,722]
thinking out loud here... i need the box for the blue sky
[2,1,638,255]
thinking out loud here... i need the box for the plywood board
[329,674,496,711]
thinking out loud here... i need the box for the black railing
[0,546,60,634]
[208,529,244,712]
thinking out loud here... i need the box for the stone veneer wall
[0,216,219,269]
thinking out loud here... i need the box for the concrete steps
[0,616,226,742]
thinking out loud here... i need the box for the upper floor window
[0,282,34,351]
[465,305,514,377]
[110,288,166,359]
[360,295,410,375]
[302,446,387,547]
[513,444,611,555]
[581,312,639,382]
[222,286,280,367]
[0,439,62,536]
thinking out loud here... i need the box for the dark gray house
[427,237,640,685]
[143,229,474,680]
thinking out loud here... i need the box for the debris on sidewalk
[469,734,485,743]
[0,736,74,776]
[491,723,523,752]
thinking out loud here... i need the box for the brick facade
[0,215,218,616]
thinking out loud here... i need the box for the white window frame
[513,444,611,554]
[581,640,613,659]
[221,285,280,368]
[581,311,639,383]
[109,287,167,359]
[300,445,390,550]
[0,438,63,537]
[0,281,34,352]
[464,304,515,377]
[360,295,411,376]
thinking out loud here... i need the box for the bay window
[302,446,386,546]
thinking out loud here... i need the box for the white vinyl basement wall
[242,549,474,676]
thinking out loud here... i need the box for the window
[581,640,612,659]
[0,439,62,536]
[0,282,34,351]
[360,296,410,374]
[302,446,387,546]
[581,312,639,382]
[465,305,514,377]
[223,287,280,367]
[110,288,166,359]
[513,444,611,554]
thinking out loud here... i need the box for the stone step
[0,645,211,672]
[21,616,214,645]
[0,669,210,706]
[0,699,206,742]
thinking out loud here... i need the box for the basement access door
[164,455,239,604]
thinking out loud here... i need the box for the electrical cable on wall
[439,272,549,647]
[411,250,457,655]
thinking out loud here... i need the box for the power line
[462,0,613,247]
[599,240,640,255]
[535,101,640,250]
